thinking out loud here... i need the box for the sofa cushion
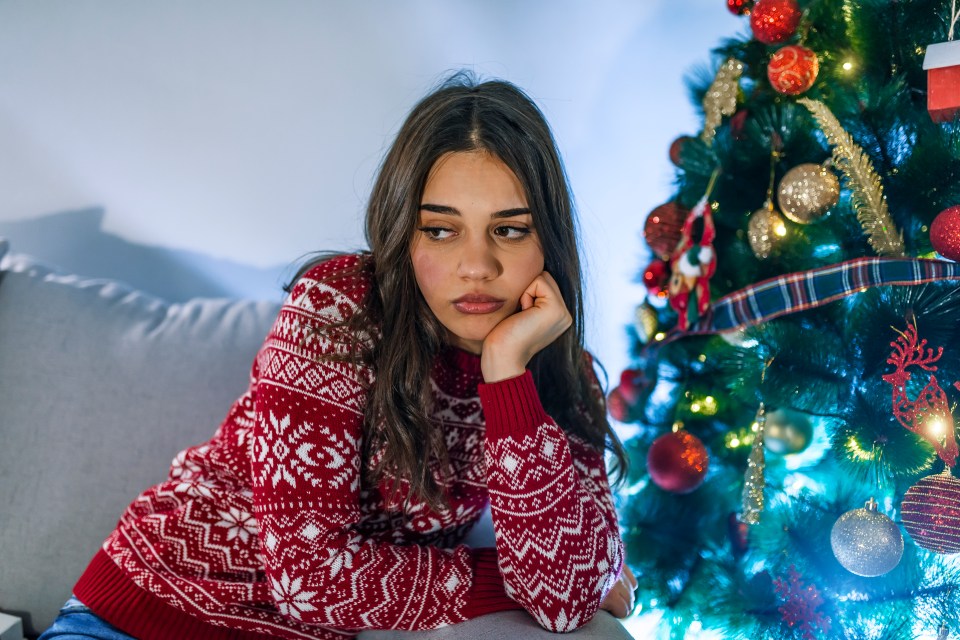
[0,251,281,636]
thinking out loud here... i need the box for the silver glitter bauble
[747,204,787,259]
[764,408,813,455]
[831,498,903,577]
[777,163,840,224]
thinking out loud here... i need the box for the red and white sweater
[74,254,624,640]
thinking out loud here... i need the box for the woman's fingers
[600,589,630,618]
[480,271,572,381]
[600,565,639,619]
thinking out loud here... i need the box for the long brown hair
[298,72,626,509]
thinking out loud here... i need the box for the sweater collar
[440,344,483,377]
[432,345,484,398]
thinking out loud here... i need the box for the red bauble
[642,258,669,294]
[668,135,694,166]
[618,368,647,405]
[729,109,750,140]
[644,202,688,260]
[727,0,754,15]
[901,473,960,554]
[750,0,801,44]
[930,205,960,261]
[768,45,819,95]
[647,431,709,494]
[728,512,750,555]
[606,387,629,422]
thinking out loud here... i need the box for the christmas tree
[615,1,960,638]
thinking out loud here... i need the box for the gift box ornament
[924,39,960,122]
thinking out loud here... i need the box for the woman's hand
[480,271,572,382]
[600,564,637,619]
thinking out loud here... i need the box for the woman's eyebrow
[419,203,532,218]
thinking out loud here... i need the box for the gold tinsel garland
[700,58,743,147]
[739,403,767,525]
[797,98,905,257]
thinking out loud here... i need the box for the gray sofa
[0,238,282,637]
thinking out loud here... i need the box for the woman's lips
[452,294,505,315]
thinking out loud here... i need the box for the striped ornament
[901,473,960,554]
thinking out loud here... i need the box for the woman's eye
[494,225,531,240]
[418,226,454,240]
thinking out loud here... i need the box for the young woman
[40,74,636,640]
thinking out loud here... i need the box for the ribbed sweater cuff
[462,547,523,619]
[477,371,550,441]
[74,549,274,640]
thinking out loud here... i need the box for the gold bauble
[634,302,658,344]
[747,204,787,259]
[777,163,840,224]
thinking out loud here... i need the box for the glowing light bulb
[927,416,948,439]
[774,220,787,236]
[842,61,854,71]
[702,396,717,415]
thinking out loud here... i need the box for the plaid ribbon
[677,257,960,336]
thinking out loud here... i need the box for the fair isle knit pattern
[74,253,623,640]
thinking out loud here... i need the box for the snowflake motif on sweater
[74,254,624,640]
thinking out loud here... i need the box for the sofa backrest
[0,242,282,636]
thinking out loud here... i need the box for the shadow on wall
[0,208,294,303]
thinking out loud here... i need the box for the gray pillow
[0,255,281,635]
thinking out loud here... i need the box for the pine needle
[798,98,905,257]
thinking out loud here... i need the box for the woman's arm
[478,370,625,633]
[252,257,519,630]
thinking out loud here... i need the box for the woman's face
[411,151,545,355]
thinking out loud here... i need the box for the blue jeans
[37,598,138,640]
[39,598,634,640]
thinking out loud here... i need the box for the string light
[845,436,878,461]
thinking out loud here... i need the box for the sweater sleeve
[251,257,519,631]
[477,368,624,633]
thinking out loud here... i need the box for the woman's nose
[456,237,501,280]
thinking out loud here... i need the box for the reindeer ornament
[884,321,960,554]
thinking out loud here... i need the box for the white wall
[0,0,738,389]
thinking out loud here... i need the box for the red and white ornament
[668,197,716,331]
[750,0,801,45]
[647,430,709,494]
[901,472,960,554]
[930,205,960,261]
[768,45,819,95]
